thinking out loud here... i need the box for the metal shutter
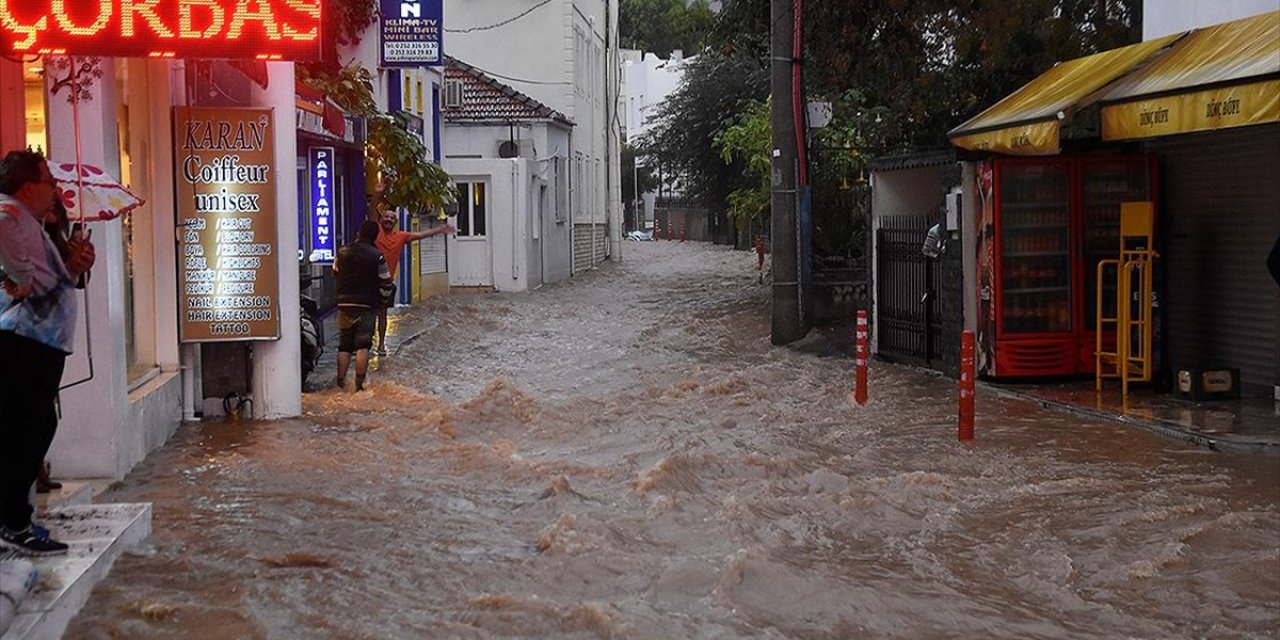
[419,234,447,275]
[1149,125,1280,397]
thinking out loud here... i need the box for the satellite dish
[498,140,519,158]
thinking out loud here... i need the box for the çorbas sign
[0,0,321,60]
[175,106,281,342]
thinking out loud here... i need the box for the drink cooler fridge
[980,155,1155,377]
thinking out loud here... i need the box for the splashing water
[66,242,1279,640]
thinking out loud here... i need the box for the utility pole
[770,0,803,344]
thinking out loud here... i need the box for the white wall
[443,120,574,290]
[1143,0,1276,37]
[444,0,620,264]
[868,167,945,355]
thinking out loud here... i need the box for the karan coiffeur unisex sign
[175,106,280,342]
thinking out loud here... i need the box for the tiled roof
[443,57,573,126]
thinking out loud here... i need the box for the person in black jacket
[332,220,393,391]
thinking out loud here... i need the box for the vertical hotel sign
[175,107,280,342]
[380,0,444,67]
[308,147,336,263]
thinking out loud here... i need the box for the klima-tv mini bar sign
[0,0,322,60]
[380,0,442,67]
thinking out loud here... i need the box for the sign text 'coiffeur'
[176,106,281,342]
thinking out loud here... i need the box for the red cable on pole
[854,309,868,405]
[791,0,807,187]
[959,330,976,441]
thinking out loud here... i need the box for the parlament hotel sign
[175,106,281,342]
[0,0,321,60]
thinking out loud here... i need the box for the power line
[445,0,554,34]
[466,61,570,86]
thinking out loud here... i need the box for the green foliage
[298,62,456,214]
[620,0,716,56]
[803,0,1141,147]
[712,98,770,228]
[621,144,659,203]
[638,49,768,212]
[367,115,457,214]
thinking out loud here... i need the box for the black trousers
[0,331,66,531]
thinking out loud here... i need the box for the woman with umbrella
[0,150,97,557]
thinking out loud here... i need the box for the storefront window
[23,60,47,153]
[116,60,157,384]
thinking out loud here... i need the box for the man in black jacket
[332,220,393,391]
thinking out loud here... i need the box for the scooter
[299,267,323,382]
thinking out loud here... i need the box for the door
[448,181,493,287]
[876,215,937,366]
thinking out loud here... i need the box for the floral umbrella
[48,161,145,222]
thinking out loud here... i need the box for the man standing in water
[0,150,96,556]
[333,220,393,391]
[373,208,453,356]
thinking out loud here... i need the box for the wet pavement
[64,241,1279,639]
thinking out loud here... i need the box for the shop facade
[942,7,1278,399]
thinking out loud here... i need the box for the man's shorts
[337,307,377,353]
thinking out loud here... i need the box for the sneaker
[0,525,69,557]
[376,347,389,357]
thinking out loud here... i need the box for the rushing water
[66,241,1279,639]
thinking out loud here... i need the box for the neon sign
[0,0,321,60]
[308,146,335,264]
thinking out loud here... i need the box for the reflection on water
[67,242,1279,639]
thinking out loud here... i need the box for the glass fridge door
[998,161,1072,334]
[1081,157,1151,331]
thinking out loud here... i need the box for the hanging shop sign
[175,106,281,342]
[0,0,321,60]
[379,0,443,67]
[308,146,336,264]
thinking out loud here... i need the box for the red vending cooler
[977,155,1154,377]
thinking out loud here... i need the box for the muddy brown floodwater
[67,241,1279,639]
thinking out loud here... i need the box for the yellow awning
[1101,10,1280,141]
[948,34,1183,155]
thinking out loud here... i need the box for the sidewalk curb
[981,382,1280,455]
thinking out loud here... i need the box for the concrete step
[1,503,151,640]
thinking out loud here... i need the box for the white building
[443,0,622,273]
[0,13,448,481]
[441,58,575,291]
[622,49,694,145]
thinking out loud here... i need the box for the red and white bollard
[854,310,868,405]
[667,219,674,240]
[680,218,687,243]
[958,330,975,441]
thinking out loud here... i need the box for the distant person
[0,150,96,556]
[373,209,453,356]
[333,220,393,391]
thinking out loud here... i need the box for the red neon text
[0,0,321,60]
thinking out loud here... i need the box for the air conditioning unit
[443,79,464,109]
[497,139,534,159]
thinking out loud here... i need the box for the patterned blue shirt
[0,195,78,354]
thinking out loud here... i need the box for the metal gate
[876,216,946,368]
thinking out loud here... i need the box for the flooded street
[66,241,1279,639]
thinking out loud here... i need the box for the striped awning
[1100,10,1280,141]
[948,35,1182,155]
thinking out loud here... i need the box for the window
[443,79,464,108]
[115,59,157,382]
[454,182,487,238]
[416,79,424,114]
[403,74,412,111]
